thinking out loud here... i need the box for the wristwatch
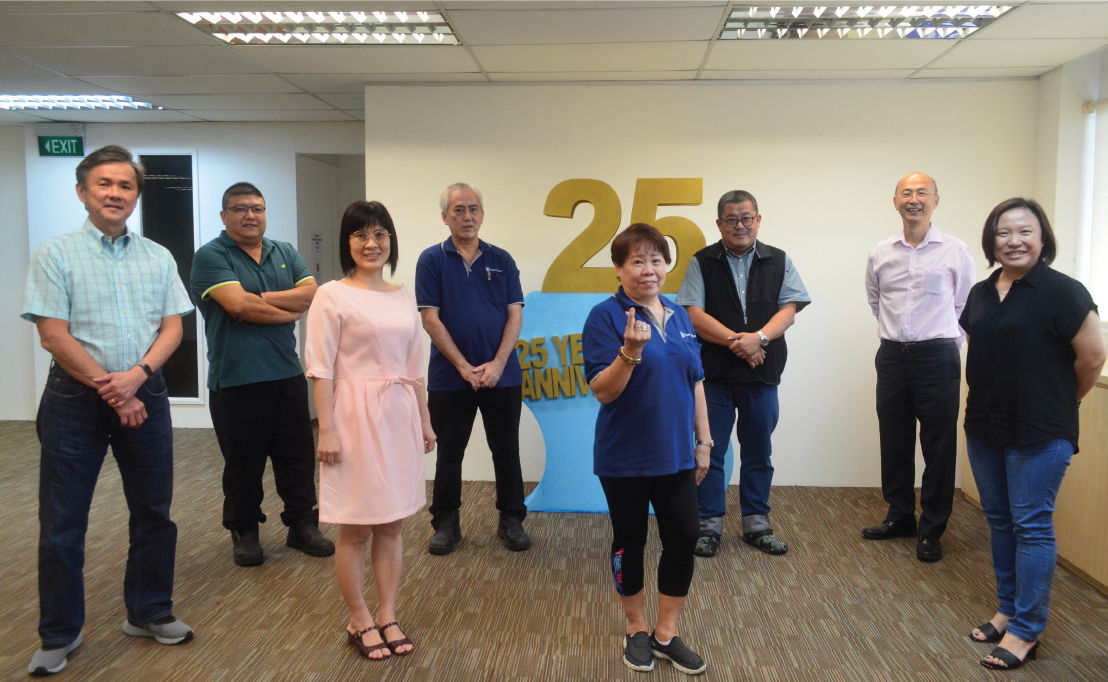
[136,361,154,377]
[756,331,770,348]
[695,439,714,448]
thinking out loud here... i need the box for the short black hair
[339,200,399,276]
[76,145,144,195]
[610,222,671,266]
[222,182,264,210]
[717,190,758,217]
[981,197,1056,267]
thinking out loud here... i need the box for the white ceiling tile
[144,93,330,110]
[0,12,220,47]
[912,66,1053,79]
[700,69,916,80]
[450,6,725,45]
[0,52,58,78]
[180,109,358,122]
[473,42,708,72]
[0,2,160,12]
[78,74,299,95]
[22,109,205,123]
[0,110,53,123]
[282,73,487,91]
[315,93,365,108]
[976,3,1108,39]
[232,46,480,74]
[343,109,365,121]
[0,76,114,94]
[928,38,1108,68]
[7,46,265,76]
[489,70,696,81]
[706,39,953,70]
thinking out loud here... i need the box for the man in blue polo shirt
[416,182,530,555]
[190,182,333,567]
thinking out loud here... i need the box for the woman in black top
[959,197,1105,671]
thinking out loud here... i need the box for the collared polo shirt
[190,231,314,390]
[865,224,975,343]
[22,220,193,372]
[415,238,524,391]
[960,261,1097,451]
[583,288,704,478]
[677,240,811,323]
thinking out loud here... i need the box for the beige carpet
[0,421,1105,680]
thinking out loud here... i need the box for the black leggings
[599,468,698,598]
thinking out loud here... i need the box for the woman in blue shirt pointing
[583,223,712,675]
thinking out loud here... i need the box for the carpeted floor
[0,420,1105,680]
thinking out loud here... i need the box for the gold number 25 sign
[541,178,706,293]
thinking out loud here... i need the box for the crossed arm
[207,278,317,324]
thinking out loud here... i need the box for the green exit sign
[38,136,84,157]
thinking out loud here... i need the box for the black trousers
[427,387,526,528]
[875,339,960,540]
[209,375,318,530]
[600,468,698,597]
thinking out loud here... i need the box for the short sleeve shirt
[415,238,524,391]
[960,262,1097,451]
[583,289,704,478]
[22,220,193,372]
[190,231,314,390]
[676,241,811,318]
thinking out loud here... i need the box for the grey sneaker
[623,631,654,672]
[28,634,83,676]
[650,633,706,675]
[122,617,194,645]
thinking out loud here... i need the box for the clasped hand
[728,333,765,368]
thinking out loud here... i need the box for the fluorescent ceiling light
[177,10,458,45]
[720,5,1014,40]
[0,95,160,110]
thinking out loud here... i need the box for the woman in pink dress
[305,200,435,661]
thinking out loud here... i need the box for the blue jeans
[699,382,779,527]
[36,365,177,646]
[966,436,1073,642]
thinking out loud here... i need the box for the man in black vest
[677,190,810,557]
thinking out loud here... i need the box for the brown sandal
[379,621,414,656]
[347,625,390,659]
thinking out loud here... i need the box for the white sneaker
[122,617,194,645]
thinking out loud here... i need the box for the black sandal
[379,621,414,656]
[969,621,1005,643]
[981,642,1038,670]
[347,625,390,660]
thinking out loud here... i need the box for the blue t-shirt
[583,289,704,478]
[415,238,524,391]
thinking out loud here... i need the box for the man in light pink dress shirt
[862,172,975,563]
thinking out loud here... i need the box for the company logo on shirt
[680,331,697,339]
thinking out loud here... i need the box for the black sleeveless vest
[693,240,788,385]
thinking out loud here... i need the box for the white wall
[20,122,363,427]
[365,80,1038,487]
[1,125,34,420]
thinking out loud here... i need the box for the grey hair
[717,190,758,217]
[439,182,483,212]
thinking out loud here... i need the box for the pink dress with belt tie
[305,280,426,525]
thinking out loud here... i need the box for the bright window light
[176,10,459,45]
[0,95,160,110]
[720,5,1014,39]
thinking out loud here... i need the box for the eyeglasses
[720,216,756,228]
[351,229,391,243]
[227,205,266,215]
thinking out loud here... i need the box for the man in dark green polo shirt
[190,182,333,566]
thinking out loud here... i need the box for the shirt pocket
[924,266,952,295]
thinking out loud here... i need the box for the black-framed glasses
[721,216,755,227]
[227,205,266,215]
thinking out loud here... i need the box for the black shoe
[286,520,335,557]
[231,526,263,566]
[623,631,654,672]
[861,519,917,540]
[497,517,532,552]
[693,532,720,558]
[650,632,706,675]
[916,536,943,562]
[743,529,788,555]
[428,514,462,555]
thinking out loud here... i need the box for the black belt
[880,338,956,352]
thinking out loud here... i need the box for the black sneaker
[694,532,720,558]
[286,520,335,557]
[650,633,706,675]
[428,524,462,555]
[497,517,532,552]
[230,526,263,566]
[623,631,654,672]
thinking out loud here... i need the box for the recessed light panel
[177,10,459,45]
[0,95,161,111]
[720,5,1014,40]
